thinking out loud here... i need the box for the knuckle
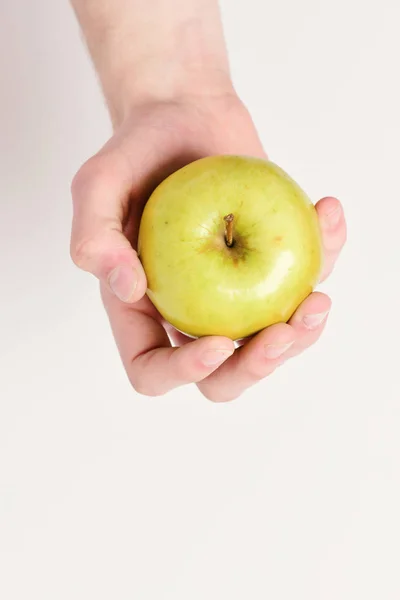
[71,156,106,203]
[200,386,240,403]
[71,159,94,199]
[129,367,164,397]
[131,378,162,397]
[70,235,99,269]
[249,362,277,380]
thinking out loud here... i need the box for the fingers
[315,197,347,281]
[195,197,345,403]
[197,323,296,403]
[70,153,147,303]
[197,292,332,403]
[286,291,331,357]
[101,287,235,397]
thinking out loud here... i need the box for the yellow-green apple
[138,155,323,340]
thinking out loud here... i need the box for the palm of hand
[71,97,346,401]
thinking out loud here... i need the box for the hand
[70,94,347,402]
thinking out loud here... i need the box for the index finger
[71,152,147,303]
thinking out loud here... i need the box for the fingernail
[202,349,234,367]
[264,341,294,359]
[325,206,341,228]
[303,311,329,329]
[108,265,138,302]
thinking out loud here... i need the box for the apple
[138,155,323,340]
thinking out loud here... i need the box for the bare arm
[70,1,347,401]
[71,0,233,125]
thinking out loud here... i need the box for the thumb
[70,154,147,303]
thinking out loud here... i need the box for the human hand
[71,94,347,401]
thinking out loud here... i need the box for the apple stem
[224,213,234,247]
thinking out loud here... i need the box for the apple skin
[138,155,323,341]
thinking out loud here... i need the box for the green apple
[138,155,323,340]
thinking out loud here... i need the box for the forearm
[71,0,232,124]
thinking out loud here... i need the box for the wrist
[106,59,234,127]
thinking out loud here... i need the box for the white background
[1,1,399,598]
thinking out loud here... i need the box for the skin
[138,156,323,340]
[70,0,347,402]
